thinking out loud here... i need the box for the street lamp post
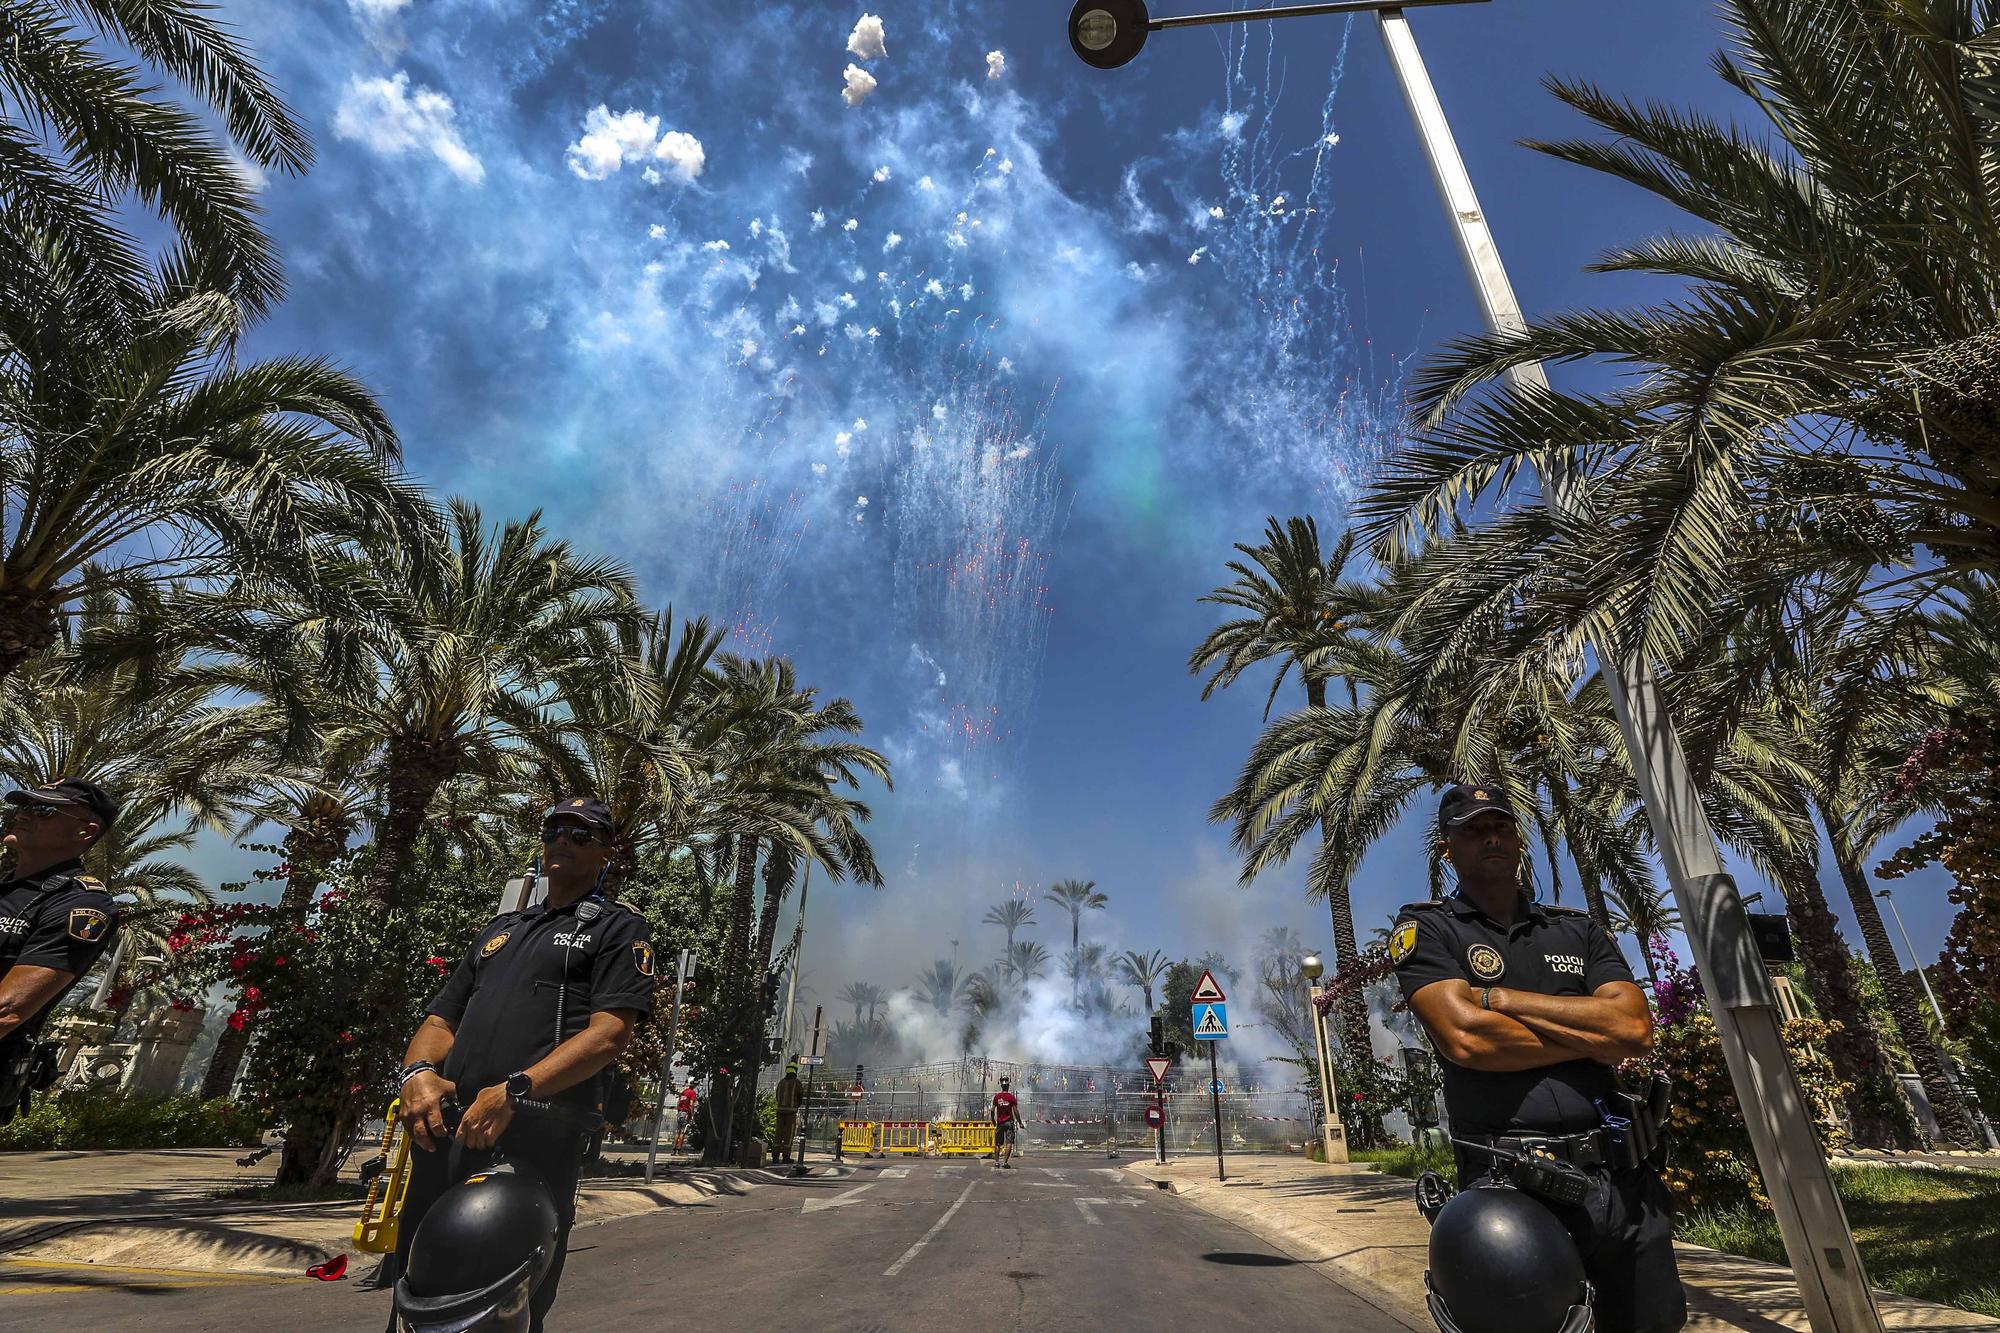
[1299,954,1349,1164]
[1069,5,1881,1328]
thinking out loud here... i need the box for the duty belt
[512,1097,604,1133]
[1459,1126,1638,1173]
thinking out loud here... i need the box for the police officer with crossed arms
[1391,784,1684,1333]
[0,780,122,1120]
[390,796,655,1332]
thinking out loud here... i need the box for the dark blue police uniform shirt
[1391,893,1637,1137]
[428,895,655,1110]
[0,858,121,1035]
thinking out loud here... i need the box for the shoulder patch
[1389,918,1421,966]
[67,906,111,942]
[631,940,655,977]
[73,875,108,894]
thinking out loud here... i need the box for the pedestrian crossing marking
[882,1167,910,1178]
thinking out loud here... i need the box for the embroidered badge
[74,875,106,893]
[1389,919,1420,966]
[481,931,510,958]
[1466,942,1505,981]
[632,941,655,977]
[67,907,110,942]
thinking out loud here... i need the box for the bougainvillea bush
[1624,940,1849,1212]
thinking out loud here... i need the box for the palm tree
[1044,879,1106,1002]
[1113,949,1170,1013]
[838,981,885,1026]
[983,897,1036,957]
[0,0,312,316]
[1191,516,1379,1052]
[1004,940,1050,983]
[0,252,421,681]
[915,961,964,1018]
[1359,1,2000,676]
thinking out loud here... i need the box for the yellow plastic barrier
[931,1120,997,1156]
[878,1120,929,1155]
[353,1098,413,1254]
[838,1120,879,1157]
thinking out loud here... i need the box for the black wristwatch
[505,1071,534,1101]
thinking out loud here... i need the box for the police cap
[544,795,615,838]
[1437,783,1515,830]
[6,777,120,830]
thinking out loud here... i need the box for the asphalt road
[0,1157,1407,1331]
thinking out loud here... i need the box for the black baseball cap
[6,777,120,830]
[1437,783,1515,829]
[544,795,616,838]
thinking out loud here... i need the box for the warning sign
[1191,969,1226,1003]
[1192,1002,1229,1039]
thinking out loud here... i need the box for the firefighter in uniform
[773,1063,802,1163]
[391,796,655,1333]
[0,780,122,1120]
[1391,784,1685,1333]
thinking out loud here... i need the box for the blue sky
[205,1,1962,1012]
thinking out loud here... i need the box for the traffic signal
[1164,1041,1181,1064]
[1149,1015,1164,1055]
[764,1035,783,1059]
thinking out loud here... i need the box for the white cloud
[872,164,892,183]
[811,462,828,477]
[843,218,859,232]
[1324,131,1342,148]
[1220,111,1247,139]
[648,223,667,239]
[348,0,409,19]
[997,356,1015,375]
[917,175,935,192]
[847,14,887,60]
[1209,204,1225,219]
[924,278,945,297]
[884,232,902,251]
[932,402,948,421]
[1188,246,1208,265]
[811,209,827,230]
[842,64,878,108]
[997,158,1014,175]
[986,50,1006,80]
[565,107,705,185]
[702,239,731,251]
[334,72,483,184]
[739,338,759,357]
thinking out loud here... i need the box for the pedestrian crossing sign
[1192,1001,1228,1039]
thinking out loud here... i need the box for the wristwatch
[505,1071,534,1101]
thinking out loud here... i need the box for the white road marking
[1091,1168,1126,1179]
[936,1164,964,1174]
[801,1183,876,1214]
[881,1167,911,1178]
[1074,1198,1101,1225]
[884,1182,977,1277]
[1039,1168,1068,1178]
[1027,1181,1076,1188]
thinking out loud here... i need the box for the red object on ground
[307,1254,348,1281]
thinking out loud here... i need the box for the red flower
[243,986,262,1004]
[427,955,448,974]
[227,1010,249,1031]
[273,956,287,967]
[339,1031,354,1044]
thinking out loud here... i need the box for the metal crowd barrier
[931,1120,997,1156]
[878,1120,929,1155]
[837,1121,879,1158]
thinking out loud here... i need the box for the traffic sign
[1143,1105,1164,1129]
[1192,1001,1228,1039]
[799,1054,826,1065]
[1145,1056,1171,1084]
[1211,1078,1226,1095]
[847,1084,864,1100]
[1191,969,1226,1003]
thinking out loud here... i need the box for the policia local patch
[1466,942,1505,980]
[1389,919,1419,966]
[67,907,110,942]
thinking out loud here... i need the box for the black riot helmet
[393,1162,560,1333]
[1424,1184,1594,1333]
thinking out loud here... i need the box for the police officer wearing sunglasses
[0,779,121,1123]
[389,797,655,1332]
[1391,784,1683,1333]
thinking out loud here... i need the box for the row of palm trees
[1193,1,2000,1149]
[0,3,894,1177]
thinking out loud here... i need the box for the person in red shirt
[991,1077,1020,1169]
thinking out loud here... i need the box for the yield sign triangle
[1145,1056,1171,1083]
[1191,969,1226,1003]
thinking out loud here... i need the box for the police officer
[0,780,121,1121]
[391,796,656,1333]
[1390,783,1684,1333]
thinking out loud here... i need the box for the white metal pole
[1307,979,1350,1163]
[644,949,694,1184]
[1876,891,1946,1033]
[779,861,811,1057]
[1372,11,1880,1328]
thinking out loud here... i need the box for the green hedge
[0,1091,264,1150]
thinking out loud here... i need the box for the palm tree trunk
[1823,814,1979,1145]
[364,740,454,910]
[1776,859,1916,1150]
[0,584,60,683]
[1547,782,1614,932]
[705,834,760,1164]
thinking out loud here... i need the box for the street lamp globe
[1069,0,1151,69]
[1300,953,1324,981]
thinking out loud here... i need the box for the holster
[1607,1074,1673,1173]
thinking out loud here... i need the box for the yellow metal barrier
[878,1120,929,1155]
[838,1120,879,1157]
[353,1098,413,1254]
[931,1120,997,1156]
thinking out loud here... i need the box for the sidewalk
[0,1146,795,1276]
[1123,1156,2000,1333]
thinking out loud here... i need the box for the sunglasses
[10,802,78,822]
[540,823,602,846]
